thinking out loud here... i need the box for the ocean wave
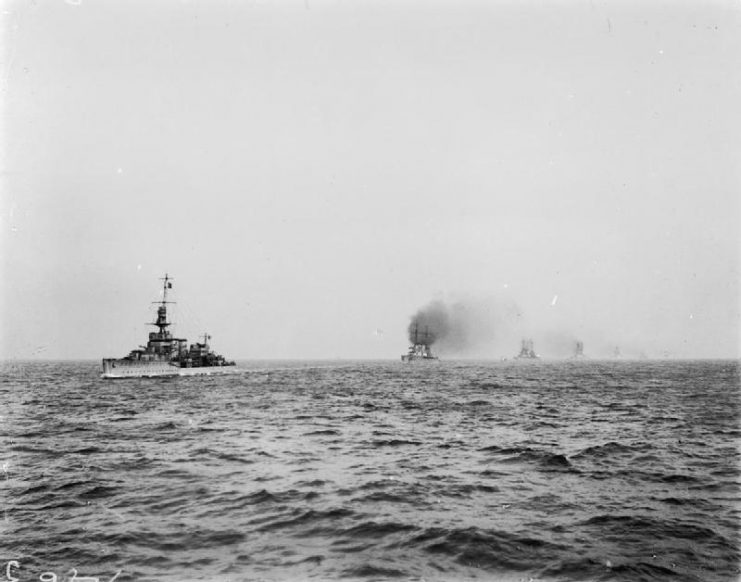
[257,507,358,533]
[572,441,637,459]
[340,563,410,578]
[371,439,423,447]
[408,526,568,571]
[304,429,341,436]
[580,514,735,549]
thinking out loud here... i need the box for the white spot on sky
[136,264,142,271]
[551,295,558,306]
[117,168,123,174]
[65,0,82,5]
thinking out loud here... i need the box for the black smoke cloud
[407,301,449,346]
[407,297,522,356]
[407,296,651,358]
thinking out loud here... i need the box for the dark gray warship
[401,324,439,362]
[102,274,237,378]
[515,338,539,359]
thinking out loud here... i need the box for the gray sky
[2,0,739,360]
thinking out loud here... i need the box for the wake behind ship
[102,274,237,378]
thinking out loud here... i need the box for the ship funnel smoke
[407,301,450,346]
[540,330,581,358]
[407,296,522,356]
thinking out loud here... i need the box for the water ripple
[0,359,738,581]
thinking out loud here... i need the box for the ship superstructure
[515,338,539,359]
[401,324,438,362]
[102,274,237,378]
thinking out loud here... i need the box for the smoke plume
[407,301,449,346]
[540,330,580,358]
[407,294,657,359]
[407,296,522,356]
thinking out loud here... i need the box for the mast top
[150,273,175,331]
[161,273,173,298]
[153,273,175,304]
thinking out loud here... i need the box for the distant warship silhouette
[401,324,438,362]
[572,340,586,359]
[515,338,539,359]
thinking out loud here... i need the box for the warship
[572,340,586,358]
[401,324,438,362]
[515,338,539,359]
[102,274,237,378]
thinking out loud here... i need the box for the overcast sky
[2,0,739,360]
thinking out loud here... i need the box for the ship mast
[151,273,174,335]
[162,273,171,304]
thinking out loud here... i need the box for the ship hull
[401,355,439,362]
[101,359,240,379]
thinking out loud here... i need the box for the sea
[1,359,739,582]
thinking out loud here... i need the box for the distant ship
[102,274,238,378]
[401,324,438,362]
[572,340,586,359]
[515,338,539,359]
